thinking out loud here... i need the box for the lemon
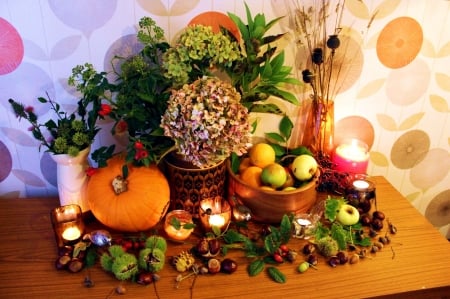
[240,166,263,188]
[249,143,276,168]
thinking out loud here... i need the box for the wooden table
[1,176,449,299]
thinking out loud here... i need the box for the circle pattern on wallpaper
[376,17,423,69]
[0,62,54,115]
[334,116,374,150]
[295,31,364,96]
[425,189,450,227]
[385,59,430,106]
[49,0,117,36]
[390,130,430,169]
[103,34,143,79]
[40,152,57,187]
[0,18,24,75]
[0,141,13,182]
[409,148,450,190]
[188,11,240,41]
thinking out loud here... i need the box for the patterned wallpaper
[0,0,449,238]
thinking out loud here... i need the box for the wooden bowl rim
[226,160,320,195]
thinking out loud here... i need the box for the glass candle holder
[199,197,231,232]
[345,178,377,213]
[50,204,85,248]
[292,213,320,239]
[164,210,194,241]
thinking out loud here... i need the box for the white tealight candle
[353,179,370,190]
[62,226,81,241]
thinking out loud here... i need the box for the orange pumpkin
[87,154,170,232]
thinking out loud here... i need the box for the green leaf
[122,165,129,180]
[212,225,222,237]
[331,223,348,250]
[324,197,344,222]
[267,267,286,283]
[265,132,285,143]
[279,214,292,244]
[270,143,287,157]
[223,229,249,244]
[230,152,240,174]
[279,115,293,140]
[248,259,265,276]
[289,146,313,156]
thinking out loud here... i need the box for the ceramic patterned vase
[51,146,90,212]
[163,151,227,218]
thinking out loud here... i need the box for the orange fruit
[238,157,252,174]
[249,143,276,168]
[240,166,263,188]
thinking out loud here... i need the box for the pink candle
[332,139,369,174]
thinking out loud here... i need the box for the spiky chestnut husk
[316,236,338,257]
[138,248,165,272]
[100,244,126,272]
[111,253,139,280]
[100,254,114,272]
[109,244,127,257]
[145,235,167,253]
[172,251,195,272]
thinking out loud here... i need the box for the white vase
[51,147,91,212]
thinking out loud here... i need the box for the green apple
[336,204,360,226]
[260,163,287,189]
[290,154,318,181]
[282,186,297,192]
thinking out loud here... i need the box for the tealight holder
[164,210,195,241]
[345,178,377,213]
[199,197,231,232]
[292,213,320,239]
[50,204,85,249]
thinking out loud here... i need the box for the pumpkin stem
[112,175,128,194]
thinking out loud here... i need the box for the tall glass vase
[51,147,90,212]
[302,100,334,156]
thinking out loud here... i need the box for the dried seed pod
[172,251,195,273]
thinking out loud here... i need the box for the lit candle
[332,139,369,174]
[208,214,226,227]
[164,210,194,241]
[62,226,81,241]
[50,204,85,248]
[199,197,231,231]
[353,179,370,190]
[292,213,319,239]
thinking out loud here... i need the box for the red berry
[273,253,283,263]
[279,244,289,253]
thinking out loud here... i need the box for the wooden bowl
[227,162,319,224]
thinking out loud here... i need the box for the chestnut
[207,258,221,274]
[221,258,237,274]
[208,239,221,256]
[196,238,209,255]
[55,255,71,270]
[68,258,84,273]
[137,272,153,285]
